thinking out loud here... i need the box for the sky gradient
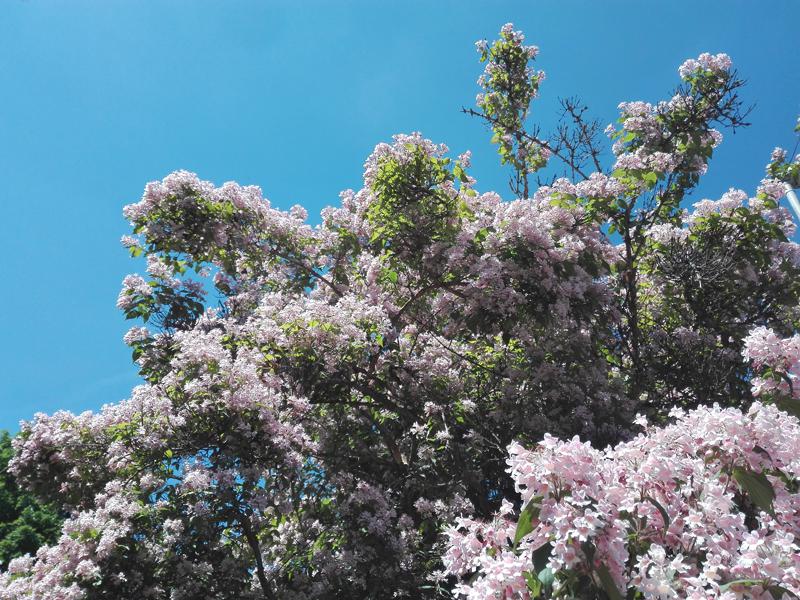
[1,0,798,432]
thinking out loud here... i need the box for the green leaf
[532,542,552,574]
[164,449,173,459]
[514,496,542,548]
[642,172,658,186]
[474,227,490,245]
[767,584,799,599]
[720,579,760,592]
[369,226,386,244]
[732,467,776,516]
[537,567,554,588]
[523,571,542,597]
[596,564,624,600]
[643,496,670,530]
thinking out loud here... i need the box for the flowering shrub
[443,402,800,599]
[2,23,800,600]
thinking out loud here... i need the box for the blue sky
[1,1,798,432]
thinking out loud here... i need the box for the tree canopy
[2,23,800,600]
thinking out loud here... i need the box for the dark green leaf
[732,467,776,516]
[767,584,799,599]
[774,397,800,420]
[643,496,670,530]
[596,564,624,600]
[532,541,552,574]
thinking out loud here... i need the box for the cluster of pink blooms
[121,168,319,281]
[744,327,800,403]
[116,274,151,309]
[678,53,733,79]
[606,51,736,187]
[444,401,800,599]
[644,183,796,257]
[614,149,681,174]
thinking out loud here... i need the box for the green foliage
[514,495,542,548]
[732,466,776,517]
[719,578,797,599]
[367,145,468,256]
[0,431,62,569]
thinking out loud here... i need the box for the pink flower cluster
[444,402,800,599]
[679,53,733,79]
[744,327,800,403]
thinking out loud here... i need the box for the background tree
[2,23,799,600]
[0,432,61,570]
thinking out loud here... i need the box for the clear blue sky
[1,1,798,432]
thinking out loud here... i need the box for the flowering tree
[3,23,800,600]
